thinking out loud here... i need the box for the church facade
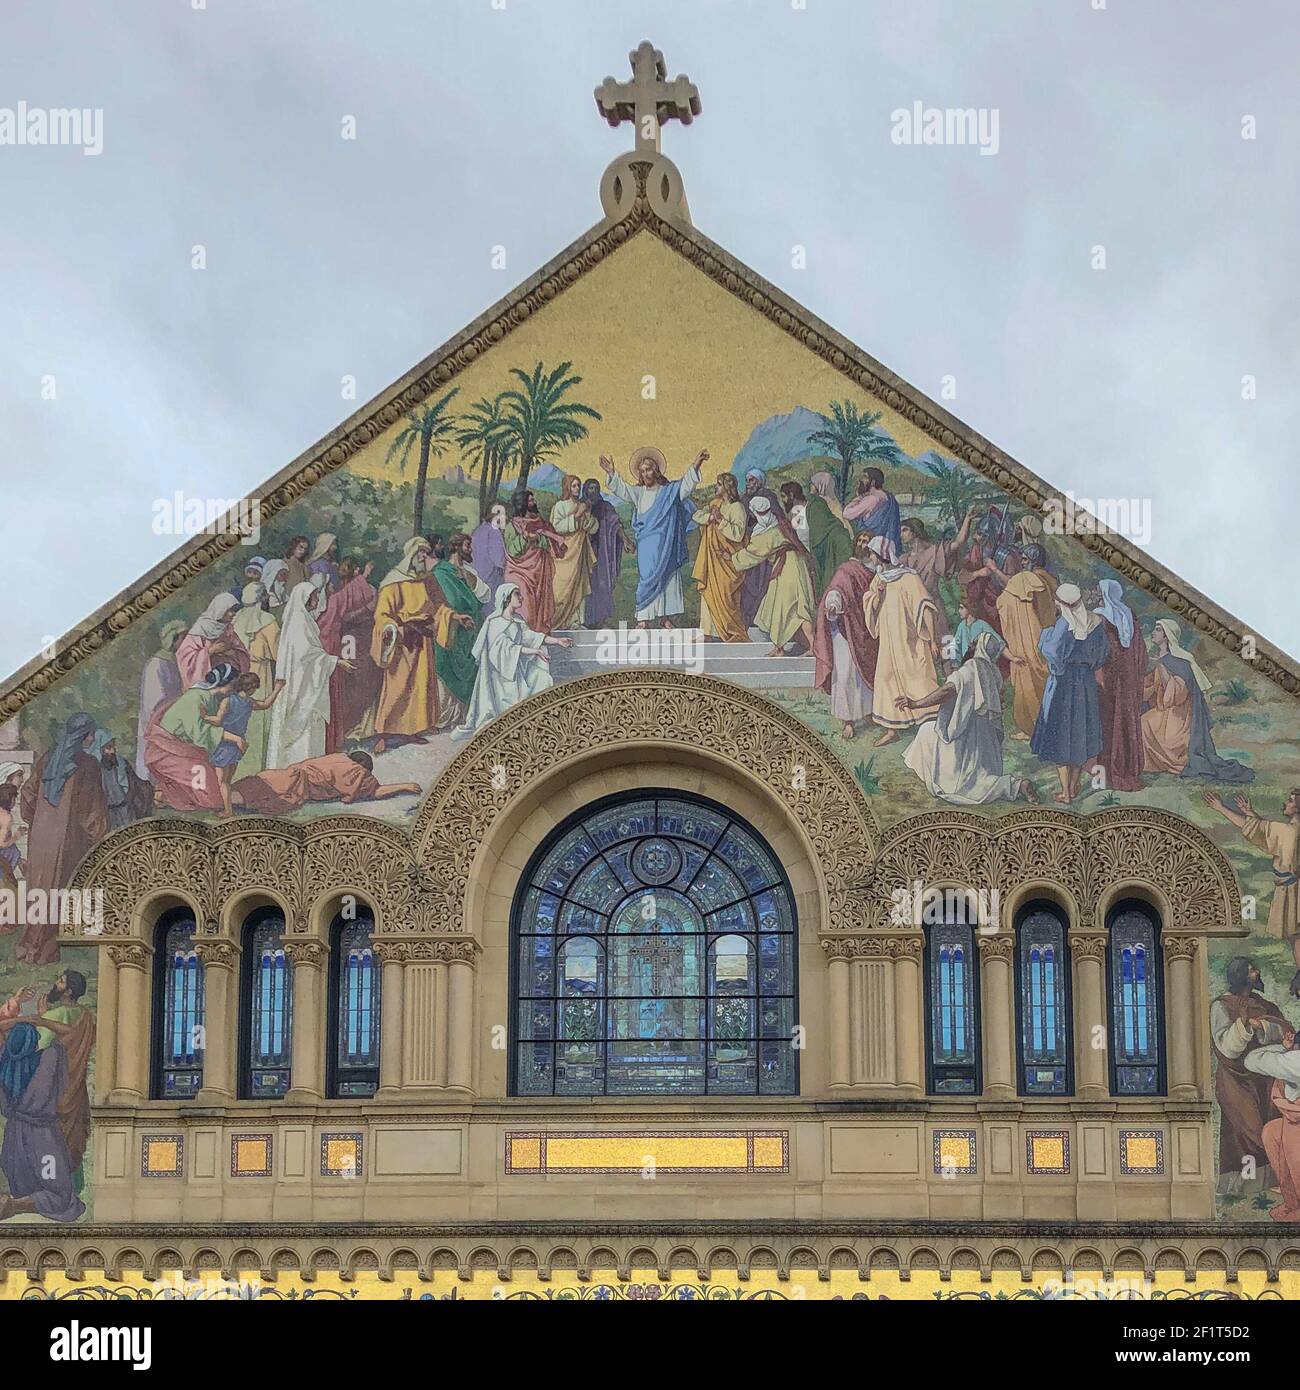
[3,46,1300,1302]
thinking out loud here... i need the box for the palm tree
[921,455,990,531]
[807,401,904,505]
[456,394,514,520]
[498,361,602,496]
[384,387,461,537]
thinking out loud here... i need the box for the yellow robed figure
[691,474,749,642]
[370,537,457,745]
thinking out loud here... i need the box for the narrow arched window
[1107,900,1165,1095]
[152,908,204,1099]
[239,907,292,1099]
[925,917,979,1094]
[328,908,380,1098]
[1015,902,1072,1096]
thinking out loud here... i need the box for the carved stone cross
[594,40,701,155]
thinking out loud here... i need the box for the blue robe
[851,492,902,555]
[1031,619,1107,765]
[630,481,696,612]
[1154,654,1255,784]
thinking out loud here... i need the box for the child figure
[202,673,284,819]
[0,782,26,891]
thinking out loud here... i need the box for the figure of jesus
[598,446,708,628]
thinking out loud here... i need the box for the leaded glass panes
[241,909,292,1099]
[1108,902,1164,1096]
[329,910,381,1098]
[925,919,979,1095]
[1016,904,1072,1096]
[511,793,798,1096]
[155,911,204,1099]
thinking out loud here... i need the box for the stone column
[95,945,119,1102]
[823,942,852,1088]
[979,933,1016,1099]
[194,940,237,1103]
[1072,933,1109,1100]
[284,939,326,1101]
[376,942,406,1098]
[1163,934,1200,1099]
[108,943,149,1102]
[892,937,925,1096]
[446,944,476,1093]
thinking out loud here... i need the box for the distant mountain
[529,463,565,491]
[730,405,826,480]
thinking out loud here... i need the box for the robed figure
[1245,1043,1300,1221]
[0,1021,84,1222]
[1088,578,1146,792]
[581,479,627,629]
[812,537,879,740]
[452,585,572,740]
[549,475,599,629]
[599,447,706,627]
[265,581,344,769]
[370,537,462,751]
[1211,958,1291,1196]
[503,490,567,634]
[433,539,490,713]
[862,538,940,746]
[691,473,749,642]
[18,713,108,964]
[1030,583,1108,802]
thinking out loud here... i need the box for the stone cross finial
[594,41,701,155]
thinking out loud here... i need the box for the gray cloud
[1,0,1296,677]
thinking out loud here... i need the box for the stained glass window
[1108,901,1164,1095]
[1016,903,1072,1096]
[154,910,204,1099]
[240,908,292,1099]
[329,909,381,1098]
[512,793,798,1096]
[925,918,979,1094]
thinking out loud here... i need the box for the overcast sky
[2,0,1296,679]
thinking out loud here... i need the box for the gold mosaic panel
[321,1133,364,1178]
[1119,1129,1164,1175]
[231,1134,273,1178]
[1025,1130,1070,1175]
[141,1135,183,1179]
[505,1130,789,1174]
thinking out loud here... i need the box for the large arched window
[511,792,798,1097]
[1107,899,1165,1096]
[239,907,292,1099]
[1015,902,1072,1096]
[924,916,979,1095]
[328,907,380,1098]
[152,908,204,1099]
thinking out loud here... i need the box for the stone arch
[411,670,879,937]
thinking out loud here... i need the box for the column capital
[194,940,238,970]
[1162,934,1201,962]
[978,932,1014,963]
[820,934,922,960]
[1071,932,1108,961]
[283,939,326,968]
[107,942,149,971]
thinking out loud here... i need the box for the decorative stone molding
[411,669,879,936]
[106,943,148,970]
[3,146,1295,729]
[865,807,1238,936]
[978,934,1015,963]
[194,941,237,970]
[1070,934,1109,961]
[282,940,326,968]
[1162,935,1202,962]
[0,1224,1294,1286]
[820,936,922,960]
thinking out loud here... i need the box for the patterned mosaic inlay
[932,1130,977,1176]
[505,1130,789,1174]
[141,1135,184,1179]
[231,1134,273,1178]
[321,1133,364,1178]
[1025,1130,1071,1175]
[1119,1129,1165,1176]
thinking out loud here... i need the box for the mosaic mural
[0,231,1296,1225]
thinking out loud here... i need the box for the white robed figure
[452,585,573,740]
[899,631,1037,806]
[265,581,347,768]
